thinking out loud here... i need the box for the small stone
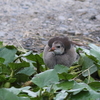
[60,24,68,28]
[1,22,8,25]
[67,18,73,21]
[86,24,93,29]
[32,18,39,21]
[83,32,90,35]
[31,1,36,4]
[64,31,75,36]
[20,2,32,9]
[0,31,6,37]
[42,41,48,45]
[75,0,85,2]
[75,31,82,35]
[90,15,96,20]
[96,14,100,20]
[22,38,34,47]
[10,18,17,22]
[76,9,88,15]
[57,27,67,33]
[25,43,31,47]
[96,37,100,42]
[34,12,38,14]
[3,10,7,13]
[58,15,66,21]
[39,37,47,41]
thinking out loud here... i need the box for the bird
[43,36,78,69]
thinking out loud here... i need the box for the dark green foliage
[0,42,100,100]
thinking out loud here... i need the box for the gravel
[0,0,100,52]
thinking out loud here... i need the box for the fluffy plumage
[43,36,78,69]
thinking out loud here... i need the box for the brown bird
[43,36,78,69]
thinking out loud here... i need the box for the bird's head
[49,41,65,54]
[48,36,71,55]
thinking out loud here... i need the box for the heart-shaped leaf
[0,88,30,100]
[32,69,59,88]
[0,46,17,65]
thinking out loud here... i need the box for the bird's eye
[57,46,60,48]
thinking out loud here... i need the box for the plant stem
[87,69,90,84]
[39,88,42,98]
[73,64,94,80]
[10,68,14,78]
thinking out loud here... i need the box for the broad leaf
[0,57,5,63]
[57,81,74,90]
[68,82,90,95]
[70,90,100,100]
[0,75,6,82]
[89,82,100,91]
[58,73,75,80]
[9,61,30,71]
[22,90,38,98]
[0,46,17,65]
[80,54,97,76]
[54,64,69,74]
[7,86,31,95]
[89,44,100,53]
[0,42,3,48]
[68,82,100,100]
[25,53,44,66]
[15,74,29,83]
[0,88,30,100]
[54,90,68,100]
[17,62,36,76]
[32,69,59,88]
[25,53,45,72]
[0,64,10,74]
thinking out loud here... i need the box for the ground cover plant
[0,41,100,100]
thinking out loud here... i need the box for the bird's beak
[49,47,55,51]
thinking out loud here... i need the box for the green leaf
[25,53,44,66]
[0,88,30,100]
[0,42,3,48]
[9,61,30,71]
[0,57,5,63]
[25,53,45,72]
[54,90,68,100]
[0,46,17,65]
[80,54,97,76]
[57,81,74,90]
[89,44,100,53]
[90,49,100,61]
[84,44,100,67]
[53,65,72,80]
[68,82,90,95]
[0,75,6,82]
[7,86,31,95]
[54,64,69,74]
[17,62,36,76]
[0,64,10,74]
[32,69,59,88]
[8,78,16,83]
[89,82,100,91]
[84,76,95,84]
[58,73,75,80]
[15,74,29,83]
[70,90,100,100]
[68,82,100,100]
[22,90,38,98]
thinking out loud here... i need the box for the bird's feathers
[43,36,78,68]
